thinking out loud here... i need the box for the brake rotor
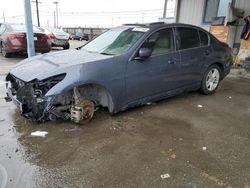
[79,99,95,124]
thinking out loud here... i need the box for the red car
[0,23,51,57]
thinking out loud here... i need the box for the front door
[126,28,181,103]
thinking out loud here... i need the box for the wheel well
[213,62,224,79]
[78,84,114,113]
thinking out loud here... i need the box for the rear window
[10,24,42,32]
[178,27,200,50]
[199,30,209,46]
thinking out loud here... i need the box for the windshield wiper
[100,52,114,55]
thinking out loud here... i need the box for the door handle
[203,50,210,56]
[167,58,177,64]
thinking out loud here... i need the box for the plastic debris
[0,118,5,122]
[160,173,170,179]
[146,102,151,105]
[202,146,207,151]
[170,154,176,159]
[31,131,48,137]
[228,96,232,99]
[197,104,203,108]
[64,127,81,132]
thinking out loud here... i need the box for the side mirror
[135,48,152,60]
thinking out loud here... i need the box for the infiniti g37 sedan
[5,22,232,124]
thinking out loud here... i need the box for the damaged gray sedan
[5,22,232,124]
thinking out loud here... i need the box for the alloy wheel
[206,68,220,91]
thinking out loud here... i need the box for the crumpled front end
[5,73,67,122]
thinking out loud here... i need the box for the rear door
[126,28,181,103]
[176,27,212,86]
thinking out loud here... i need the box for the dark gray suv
[5,22,232,124]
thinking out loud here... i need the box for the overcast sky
[0,0,175,27]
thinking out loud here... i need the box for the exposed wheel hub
[70,99,95,124]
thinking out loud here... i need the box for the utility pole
[32,0,42,27]
[53,1,59,28]
[163,0,168,18]
[54,11,56,27]
[3,11,5,22]
[23,0,35,57]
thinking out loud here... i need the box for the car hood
[9,49,113,82]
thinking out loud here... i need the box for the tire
[200,64,221,95]
[0,42,11,58]
[63,42,70,50]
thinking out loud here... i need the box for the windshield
[10,24,42,32]
[82,27,146,55]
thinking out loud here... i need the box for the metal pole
[54,11,56,27]
[3,11,5,22]
[32,0,41,27]
[53,1,58,28]
[23,0,35,57]
[35,0,40,26]
[163,0,168,18]
[56,2,58,28]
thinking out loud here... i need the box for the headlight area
[5,73,66,122]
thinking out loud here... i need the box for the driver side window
[142,28,174,56]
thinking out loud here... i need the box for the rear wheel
[0,42,11,58]
[200,64,221,95]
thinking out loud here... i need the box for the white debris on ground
[31,131,48,137]
[202,146,207,151]
[160,173,171,179]
[228,96,232,99]
[197,104,203,108]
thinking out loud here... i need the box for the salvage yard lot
[0,40,250,188]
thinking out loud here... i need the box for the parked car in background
[5,22,232,124]
[40,27,70,50]
[0,23,51,57]
[70,31,89,41]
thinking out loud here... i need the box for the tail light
[47,33,55,39]
[8,33,26,40]
[227,47,233,54]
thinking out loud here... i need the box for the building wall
[233,0,250,43]
[177,0,205,26]
[176,0,250,46]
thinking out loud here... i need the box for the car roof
[123,22,208,33]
